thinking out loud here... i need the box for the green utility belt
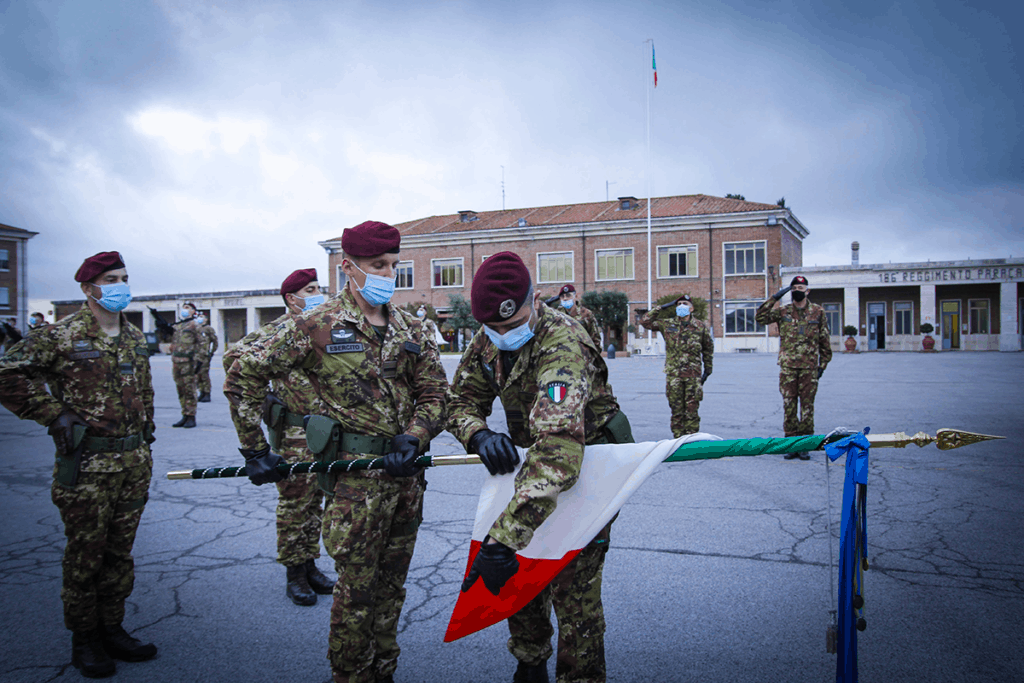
[303,414,391,495]
[172,351,194,358]
[264,404,313,451]
[83,433,143,453]
[56,428,143,489]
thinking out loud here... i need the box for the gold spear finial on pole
[865,429,1004,451]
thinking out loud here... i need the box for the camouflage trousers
[666,376,703,437]
[323,472,425,683]
[50,460,151,632]
[508,521,612,683]
[779,366,819,436]
[172,359,197,416]
[196,354,212,394]
[275,438,324,567]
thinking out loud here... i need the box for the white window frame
[536,251,575,284]
[594,247,635,282]
[656,243,698,279]
[395,260,415,290]
[968,298,990,335]
[431,257,465,289]
[0,286,9,308]
[335,265,348,294]
[723,240,767,276]
[894,301,914,335]
[823,302,842,337]
[0,248,9,271]
[724,300,766,335]
[481,255,491,263]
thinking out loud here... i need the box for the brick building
[318,194,808,353]
[0,222,39,331]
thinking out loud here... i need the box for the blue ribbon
[825,430,871,683]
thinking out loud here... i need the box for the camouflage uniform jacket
[222,313,318,441]
[170,318,200,363]
[422,317,441,343]
[566,303,602,349]
[447,304,622,550]
[637,309,713,378]
[755,298,833,370]
[0,305,154,472]
[197,323,219,359]
[224,287,447,459]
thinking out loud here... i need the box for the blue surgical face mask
[676,304,691,317]
[352,262,396,306]
[302,294,325,312]
[181,311,193,320]
[417,309,426,318]
[484,310,535,352]
[561,299,574,309]
[196,316,206,325]
[92,282,132,313]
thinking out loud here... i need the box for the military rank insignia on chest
[72,340,93,352]
[331,328,356,344]
[546,381,568,403]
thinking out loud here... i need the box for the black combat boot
[182,415,196,428]
[784,452,800,460]
[72,630,116,678]
[798,451,810,460]
[197,392,211,403]
[306,559,336,595]
[99,623,158,662]
[377,676,395,683]
[513,661,549,683]
[286,564,317,605]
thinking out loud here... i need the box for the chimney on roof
[851,241,860,267]
[617,196,638,210]
[458,210,478,223]
[517,218,527,227]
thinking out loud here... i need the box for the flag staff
[644,39,654,351]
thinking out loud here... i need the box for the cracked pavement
[1,351,1021,682]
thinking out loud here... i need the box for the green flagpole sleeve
[665,435,828,463]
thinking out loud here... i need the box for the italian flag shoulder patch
[546,381,568,403]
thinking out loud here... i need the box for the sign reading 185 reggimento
[879,266,1024,284]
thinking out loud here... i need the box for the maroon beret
[281,268,318,296]
[676,294,693,304]
[341,221,401,257]
[74,251,125,283]
[791,275,809,287]
[560,284,576,294]
[472,252,532,323]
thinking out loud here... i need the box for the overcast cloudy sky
[1,0,1020,301]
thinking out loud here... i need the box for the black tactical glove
[143,421,157,445]
[468,429,520,476]
[659,300,677,310]
[461,537,520,596]
[383,434,422,478]
[700,369,710,385]
[239,446,285,485]
[48,410,88,455]
[817,367,825,379]
[772,285,792,301]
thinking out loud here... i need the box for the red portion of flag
[444,540,583,642]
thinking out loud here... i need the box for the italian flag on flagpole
[652,42,657,87]
[445,433,719,642]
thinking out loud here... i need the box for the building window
[0,286,8,307]
[432,258,464,288]
[336,265,348,294]
[0,249,8,271]
[823,303,841,336]
[969,299,989,334]
[395,261,414,290]
[537,252,574,284]
[657,245,697,278]
[894,302,913,335]
[724,241,765,275]
[595,248,634,281]
[724,301,766,334]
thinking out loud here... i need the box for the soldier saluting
[0,251,157,678]
[224,221,447,683]
[447,252,634,683]
[756,275,833,459]
[637,293,714,437]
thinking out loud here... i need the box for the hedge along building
[781,243,1024,352]
[318,194,809,353]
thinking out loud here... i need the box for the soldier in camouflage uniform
[637,294,714,437]
[755,275,832,459]
[224,222,447,683]
[170,301,200,428]
[416,305,443,348]
[0,251,157,678]
[448,252,633,683]
[555,284,602,349]
[195,313,219,403]
[222,268,335,606]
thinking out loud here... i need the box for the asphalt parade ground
[1,350,1022,683]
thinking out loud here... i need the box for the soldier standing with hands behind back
[0,251,157,678]
[756,275,832,459]
[195,313,218,403]
[637,294,713,437]
[170,302,200,428]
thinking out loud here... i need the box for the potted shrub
[920,322,936,351]
[842,325,858,352]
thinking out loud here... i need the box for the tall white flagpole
[644,39,653,351]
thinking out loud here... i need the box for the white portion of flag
[471,433,722,560]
